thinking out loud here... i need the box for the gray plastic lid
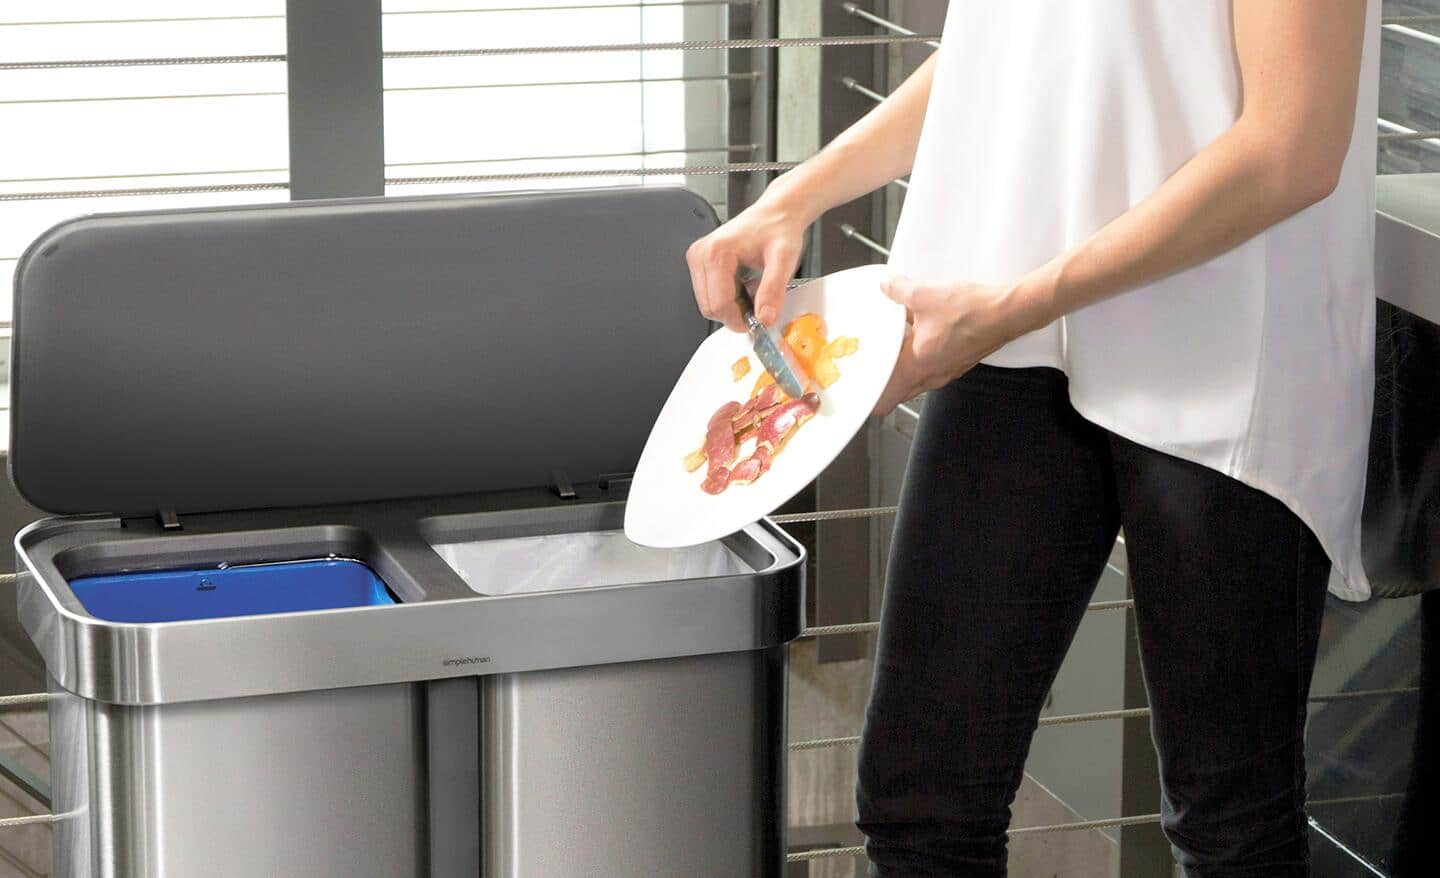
[10,187,716,518]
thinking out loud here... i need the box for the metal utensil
[734,270,812,399]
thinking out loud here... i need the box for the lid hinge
[158,507,182,530]
[550,468,578,501]
[598,472,634,499]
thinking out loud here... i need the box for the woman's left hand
[873,276,1040,416]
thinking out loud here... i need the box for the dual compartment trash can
[9,188,805,877]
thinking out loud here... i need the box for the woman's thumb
[881,275,918,321]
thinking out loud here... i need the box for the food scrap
[687,313,860,494]
[750,315,858,396]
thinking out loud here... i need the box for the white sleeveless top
[888,1,1380,600]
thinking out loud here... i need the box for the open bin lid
[9,187,717,518]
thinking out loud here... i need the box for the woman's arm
[688,53,939,331]
[877,0,1369,413]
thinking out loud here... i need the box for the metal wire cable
[800,621,881,637]
[0,162,799,201]
[854,70,1432,150]
[0,90,284,106]
[1009,812,1163,836]
[794,618,881,633]
[0,34,941,70]
[0,54,287,71]
[1378,117,1440,150]
[800,599,1134,639]
[788,845,867,862]
[1308,686,1420,703]
[0,814,56,829]
[0,182,290,202]
[0,145,758,186]
[2,6,1428,27]
[844,76,885,105]
[839,223,891,258]
[788,812,1164,860]
[0,694,46,710]
[842,2,941,49]
[386,161,797,186]
[0,72,755,107]
[770,505,898,524]
[1308,792,1407,808]
[790,707,1153,752]
[1379,129,1440,143]
[1384,23,1440,49]
[386,34,943,59]
[840,75,886,105]
[783,685,1411,754]
[1038,706,1151,726]
[0,1,757,27]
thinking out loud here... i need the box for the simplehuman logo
[442,656,491,667]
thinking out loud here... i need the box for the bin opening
[68,558,395,623]
[430,530,753,596]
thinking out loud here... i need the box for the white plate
[625,264,904,548]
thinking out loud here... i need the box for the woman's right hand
[685,194,810,333]
[684,53,938,332]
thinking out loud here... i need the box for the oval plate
[625,264,904,548]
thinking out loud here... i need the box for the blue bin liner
[69,559,395,623]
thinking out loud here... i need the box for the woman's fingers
[685,202,808,332]
[685,242,710,320]
[752,241,799,326]
[687,237,746,331]
[705,249,746,332]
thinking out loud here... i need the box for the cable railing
[0,33,942,71]
[0,2,759,28]
[0,161,802,202]
[841,1,940,49]
[1384,22,1440,49]
[841,54,1440,154]
[0,144,760,187]
[0,72,758,107]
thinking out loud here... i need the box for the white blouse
[888,1,1380,600]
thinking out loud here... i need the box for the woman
[687,2,1378,876]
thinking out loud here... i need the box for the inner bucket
[429,530,752,596]
[68,558,395,623]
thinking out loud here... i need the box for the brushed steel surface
[48,678,425,878]
[483,648,788,877]
[16,498,804,706]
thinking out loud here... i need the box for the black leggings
[856,364,1332,877]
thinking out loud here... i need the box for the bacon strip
[755,393,820,453]
[690,350,829,495]
[724,393,819,490]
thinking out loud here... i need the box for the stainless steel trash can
[10,188,806,878]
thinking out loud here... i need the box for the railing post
[286,0,385,199]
